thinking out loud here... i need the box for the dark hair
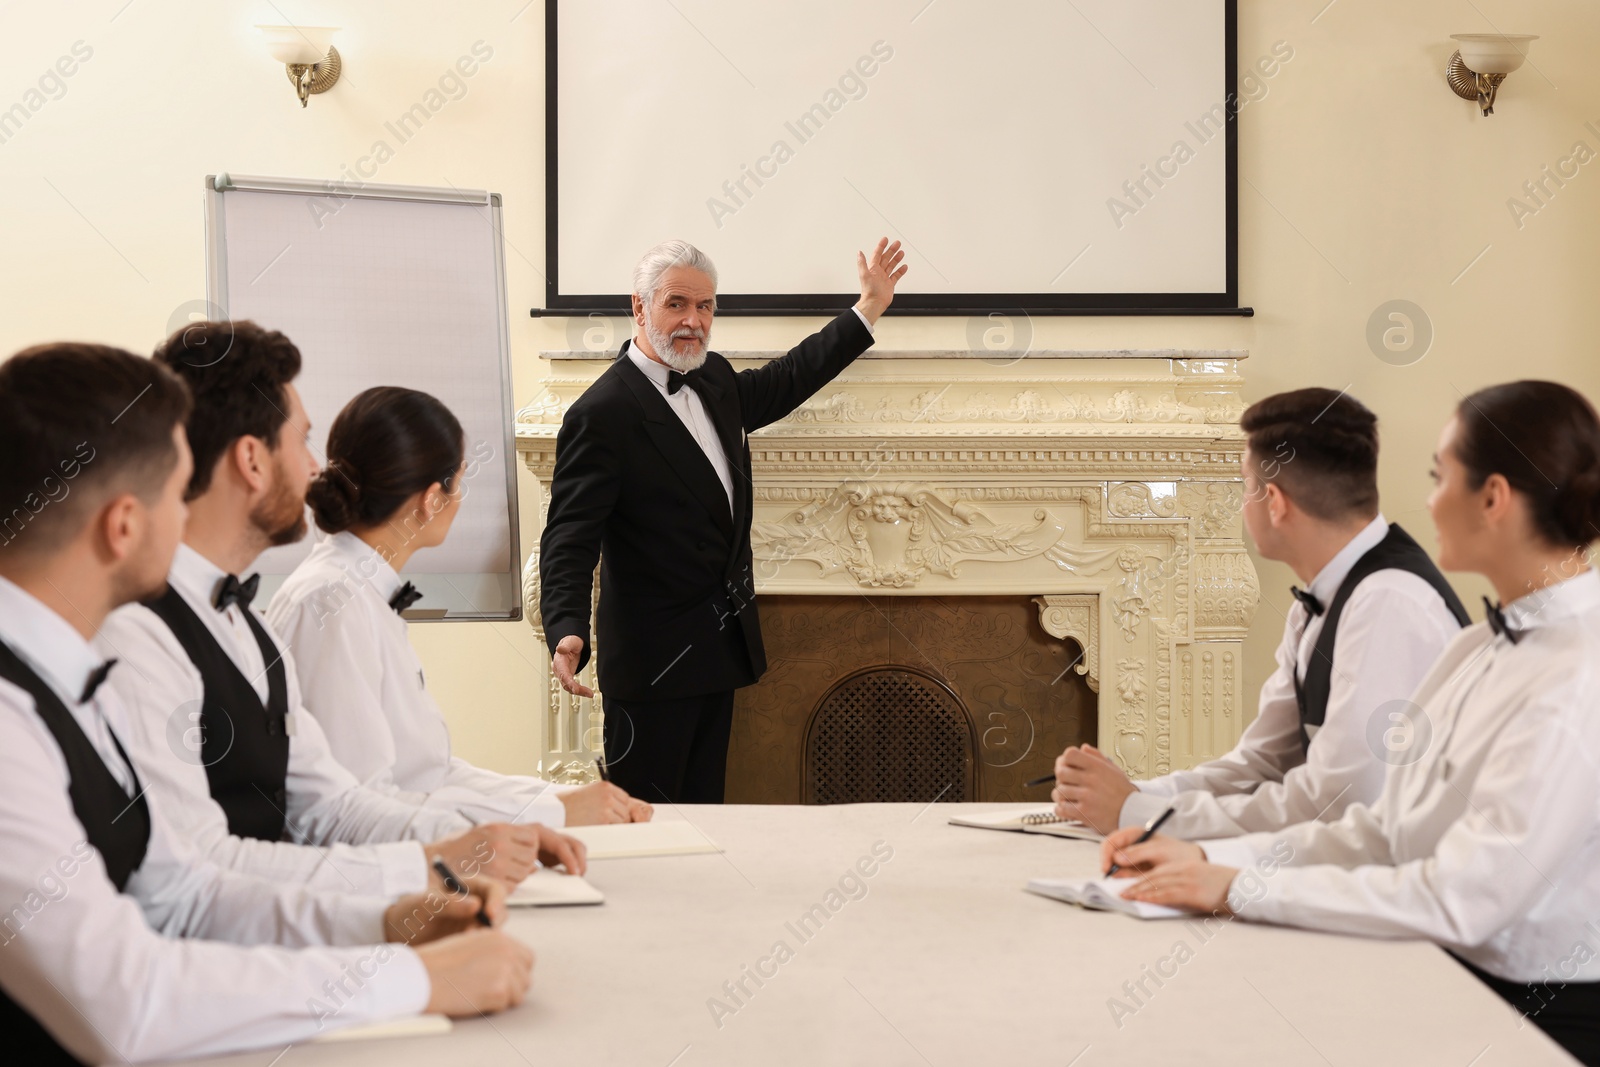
[1239,387,1380,521]
[306,386,465,533]
[152,320,302,500]
[1454,381,1600,548]
[0,343,192,555]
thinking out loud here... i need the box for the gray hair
[632,240,718,305]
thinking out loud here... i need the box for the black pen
[1023,774,1055,788]
[596,752,611,783]
[431,855,492,927]
[1105,806,1176,877]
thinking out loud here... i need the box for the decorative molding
[1033,594,1100,693]
[516,353,1258,779]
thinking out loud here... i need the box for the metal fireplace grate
[802,666,975,804]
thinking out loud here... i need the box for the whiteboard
[204,175,520,620]
[546,0,1238,314]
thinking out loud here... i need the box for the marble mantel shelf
[515,350,1259,787]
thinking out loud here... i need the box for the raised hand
[551,634,593,697]
[854,237,908,325]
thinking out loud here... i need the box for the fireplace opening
[727,595,1096,803]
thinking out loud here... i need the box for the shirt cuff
[1198,835,1271,870]
[381,841,431,897]
[1118,789,1174,830]
[515,799,567,829]
[851,306,874,335]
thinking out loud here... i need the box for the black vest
[143,588,291,842]
[0,639,152,1067]
[1294,524,1470,753]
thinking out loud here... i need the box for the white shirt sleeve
[1207,664,1600,951]
[268,587,568,829]
[1123,576,1462,837]
[0,686,429,1064]
[97,607,440,896]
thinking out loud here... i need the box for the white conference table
[171,804,1575,1067]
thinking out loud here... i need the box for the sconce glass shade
[256,25,340,66]
[1449,34,1538,75]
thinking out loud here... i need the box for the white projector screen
[204,176,521,621]
[547,0,1239,314]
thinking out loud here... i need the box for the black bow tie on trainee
[390,581,423,614]
[666,369,705,396]
[1290,586,1324,617]
[80,659,117,704]
[1484,597,1523,645]
[213,572,260,613]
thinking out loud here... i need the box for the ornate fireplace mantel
[516,350,1260,786]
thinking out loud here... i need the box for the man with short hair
[100,320,584,899]
[0,342,531,1063]
[1052,388,1469,838]
[541,238,907,803]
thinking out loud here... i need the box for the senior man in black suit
[539,237,907,803]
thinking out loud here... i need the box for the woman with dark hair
[268,386,651,827]
[1086,381,1600,1064]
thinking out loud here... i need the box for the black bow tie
[390,581,423,614]
[80,659,117,704]
[1484,597,1523,645]
[666,369,704,396]
[1291,586,1324,617]
[213,572,260,613]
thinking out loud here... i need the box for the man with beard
[540,238,907,803]
[100,321,586,897]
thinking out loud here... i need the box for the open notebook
[1026,877,1186,919]
[564,820,723,859]
[509,872,604,907]
[948,808,1105,842]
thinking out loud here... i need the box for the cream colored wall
[3,1,1597,775]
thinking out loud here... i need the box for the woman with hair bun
[268,386,651,828]
[1087,381,1600,1064]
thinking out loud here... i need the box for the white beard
[644,316,709,372]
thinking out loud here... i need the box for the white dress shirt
[0,576,428,1063]
[1203,568,1600,983]
[96,544,472,898]
[625,309,874,514]
[265,532,569,828]
[1121,516,1464,837]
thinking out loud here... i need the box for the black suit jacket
[540,310,874,701]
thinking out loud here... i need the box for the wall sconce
[1447,33,1538,116]
[256,25,342,108]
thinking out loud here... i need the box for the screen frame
[540,0,1245,317]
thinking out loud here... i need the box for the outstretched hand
[854,237,908,325]
[552,635,593,698]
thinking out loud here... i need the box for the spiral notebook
[948,807,1105,842]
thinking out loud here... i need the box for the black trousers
[601,690,734,804]
[1454,954,1600,1065]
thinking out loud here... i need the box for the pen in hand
[431,855,492,928]
[1105,806,1176,878]
[1023,774,1055,788]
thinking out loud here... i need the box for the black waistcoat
[0,639,152,1067]
[1294,524,1470,753]
[143,588,290,842]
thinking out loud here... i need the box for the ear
[631,292,645,327]
[1479,472,1516,526]
[229,435,270,496]
[1263,481,1291,527]
[94,493,142,566]
[422,481,448,518]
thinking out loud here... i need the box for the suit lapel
[614,345,736,538]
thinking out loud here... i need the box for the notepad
[948,808,1105,842]
[1026,877,1186,919]
[509,872,604,906]
[564,820,723,859]
[313,1014,453,1043]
